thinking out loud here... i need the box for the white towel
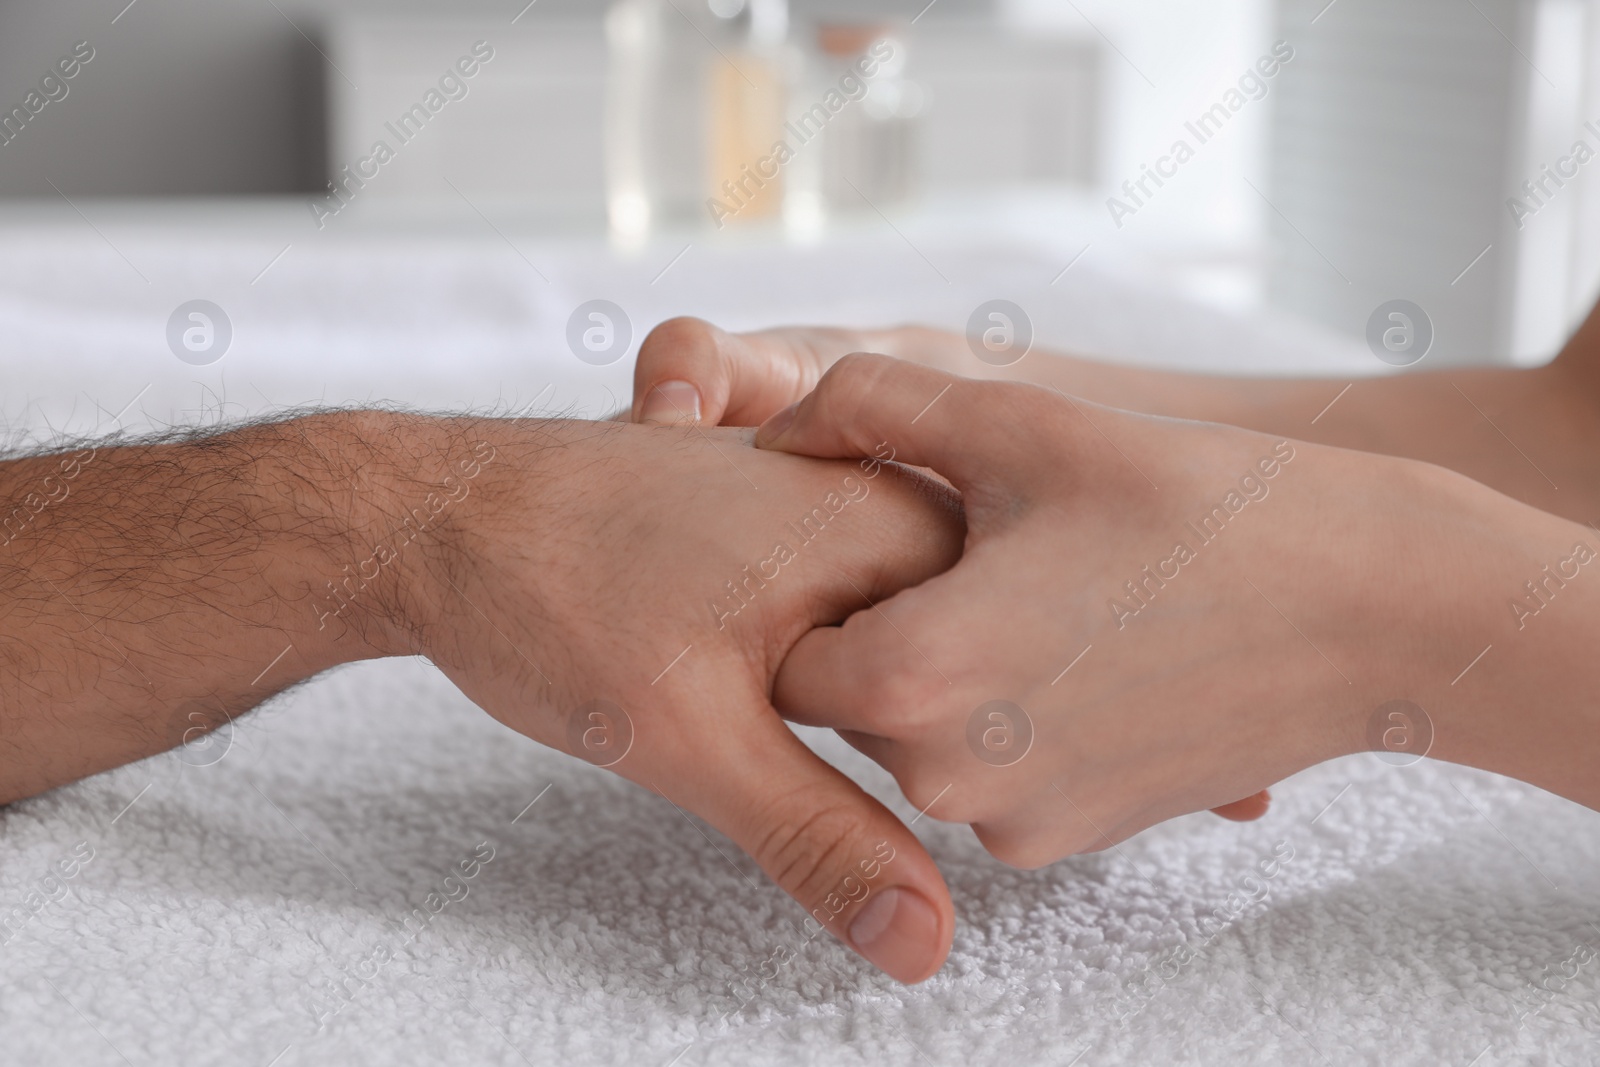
[5,658,1597,1066]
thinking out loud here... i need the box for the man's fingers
[645,690,954,984]
[633,317,821,427]
[755,354,1043,487]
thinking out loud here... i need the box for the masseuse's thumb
[644,686,953,984]
[633,317,821,427]
[754,354,1034,488]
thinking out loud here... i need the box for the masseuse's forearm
[0,411,469,803]
[1399,464,1600,810]
[842,324,1597,525]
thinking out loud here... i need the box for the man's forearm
[0,411,486,803]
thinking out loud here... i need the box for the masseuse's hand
[635,324,1270,820]
[757,356,1564,865]
[419,418,963,981]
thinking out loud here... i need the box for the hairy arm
[0,409,970,981]
[0,411,463,802]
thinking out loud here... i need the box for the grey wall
[0,0,992,197]
[0,0,324,195]
[1267,0,1533,362]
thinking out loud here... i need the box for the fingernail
[847,886,940,983]
[756,401,799,447]
[640,380,702,425]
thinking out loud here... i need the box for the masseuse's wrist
[1341,451,1600,806]
[1430,475,1600,808]
[1226,446,1531,767]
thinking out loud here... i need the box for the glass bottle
[604,0,792,241]
[785,23,923,232]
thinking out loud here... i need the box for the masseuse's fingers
[773,593,937,734]
[633,317,822,427]
[764,357,1273,832]
[647,683,954,984]
[783,637,1273,823]
[780,626,1274,834]
[1210,789,1272,821]
[755,354,1048,490]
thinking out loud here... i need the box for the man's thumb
[649,701,954,984]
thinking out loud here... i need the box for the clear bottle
[785,24,923,232]
[604,0,792,242]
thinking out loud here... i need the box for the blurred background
[1,0,1599,439]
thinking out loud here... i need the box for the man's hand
[418,417,963,981]
[756,356,1600,864]
[0,411,964,983]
